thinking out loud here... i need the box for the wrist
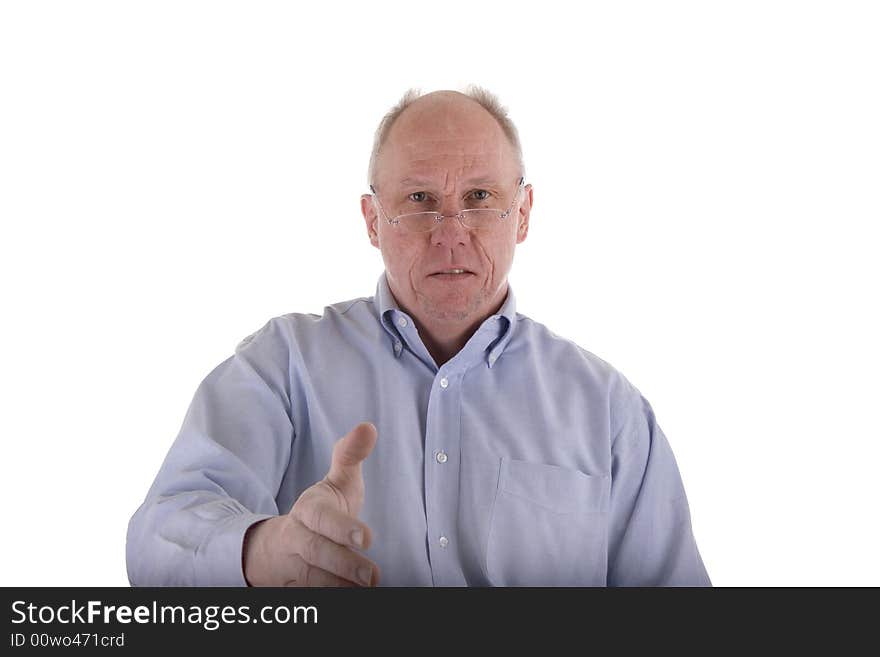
[242,517,273,587]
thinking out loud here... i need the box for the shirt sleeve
[126,318,294,586]
[606,376,711,586]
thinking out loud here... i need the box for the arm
[606,378,711,586]
[125,319,293,586]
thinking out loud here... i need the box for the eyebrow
[396,176,504,188]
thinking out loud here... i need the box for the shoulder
[234,294,377,356]
[512,312,644,418]
[512,314,660,454]
[512,313,626,385]
[516,314,650,450]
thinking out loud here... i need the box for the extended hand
[243,422,379,586]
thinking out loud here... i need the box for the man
[126,87,711,587]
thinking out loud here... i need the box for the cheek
[482,233,518,270]
[379,232,424,272]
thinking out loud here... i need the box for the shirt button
[439,536,449,548]
[397,316,408,328]
[489,354,497,365]
[436,451,448,464]
[440,377,449,388]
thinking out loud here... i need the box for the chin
[421,294,487,323]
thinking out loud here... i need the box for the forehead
[379,99,517,186]
[393,138,507,181]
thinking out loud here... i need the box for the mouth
[429,268,477,280]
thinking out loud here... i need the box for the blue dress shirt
[126,273,711,586]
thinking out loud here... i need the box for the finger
[297,498,374,550]
[327,422,378,489]
[281,555,359,587]
[297,527,379,587]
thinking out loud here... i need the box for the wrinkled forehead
[381,135,515,189]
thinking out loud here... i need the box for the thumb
[327,422,378,492]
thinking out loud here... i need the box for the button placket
[423,364,467,585]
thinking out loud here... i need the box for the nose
[430,196,469,246]
[431,212,470,247]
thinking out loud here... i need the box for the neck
[405,290,508,367]
[383,277,509,367]
[416,316,484,367]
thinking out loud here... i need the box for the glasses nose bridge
[430,209,471,239]
[430,191,467,229]
[435,210,467,227]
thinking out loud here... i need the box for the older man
[126,87,711,587]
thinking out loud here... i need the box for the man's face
[361,93,532,331]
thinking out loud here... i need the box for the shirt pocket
[485,457,610,586]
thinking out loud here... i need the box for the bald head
[367,87,524,189]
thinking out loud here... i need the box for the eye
[470,189,491,201]
[408,191,428,203]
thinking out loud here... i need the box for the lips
[430,267,476,276]
[429,269,477,283]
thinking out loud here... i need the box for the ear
[360,193,380,248]
[515,184,533,244]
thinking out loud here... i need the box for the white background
[1,1,877,586]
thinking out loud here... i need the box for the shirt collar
[486,282,517,368]
[373,272,517,367]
